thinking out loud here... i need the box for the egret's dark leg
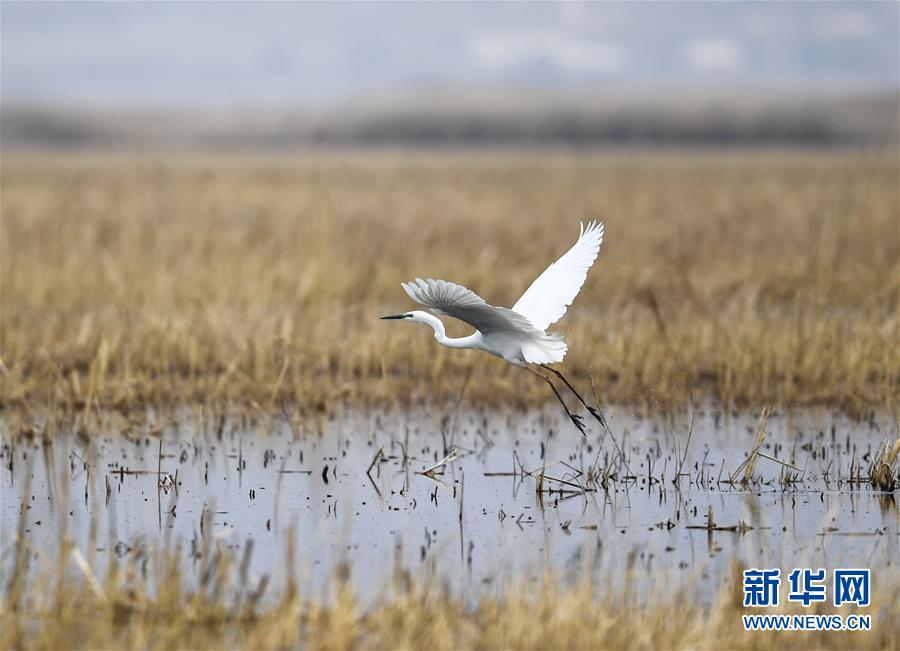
[525,366,586,436]
[540,364,608,429]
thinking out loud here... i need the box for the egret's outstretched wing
[402,278,537,335]
[511,221,604,331]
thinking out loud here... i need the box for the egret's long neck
[416,313,481,350]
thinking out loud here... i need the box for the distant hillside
[2,89,897,150]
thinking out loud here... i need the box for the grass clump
[870,437,900,491]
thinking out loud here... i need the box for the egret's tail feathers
[522,334,568,364]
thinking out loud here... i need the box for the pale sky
[2,1,897,109]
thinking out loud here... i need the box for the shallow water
[2,407,897,602]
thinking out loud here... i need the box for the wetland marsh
[2,151,898,649]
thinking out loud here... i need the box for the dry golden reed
[3,535,897,651]
[2,150,898,417]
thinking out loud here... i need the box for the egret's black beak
[380,313,409,320]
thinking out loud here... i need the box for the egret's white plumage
[385,221,604,367]
[512,221,605,331]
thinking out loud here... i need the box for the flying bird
[382,221,606,435]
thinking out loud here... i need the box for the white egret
[382,221,605,435]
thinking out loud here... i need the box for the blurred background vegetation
[2,2,898,151]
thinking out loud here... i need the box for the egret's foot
[526,365,587,437]
[539,364,609,432]
[587,406,607,428]
[567,412,587,436]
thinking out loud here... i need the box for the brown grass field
[2,150,898,419]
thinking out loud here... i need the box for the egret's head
[380,310,433,325]
[380,310,445,339]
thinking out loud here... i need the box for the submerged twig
[419,448,461,477]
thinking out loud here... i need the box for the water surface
[2,407,896,602]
